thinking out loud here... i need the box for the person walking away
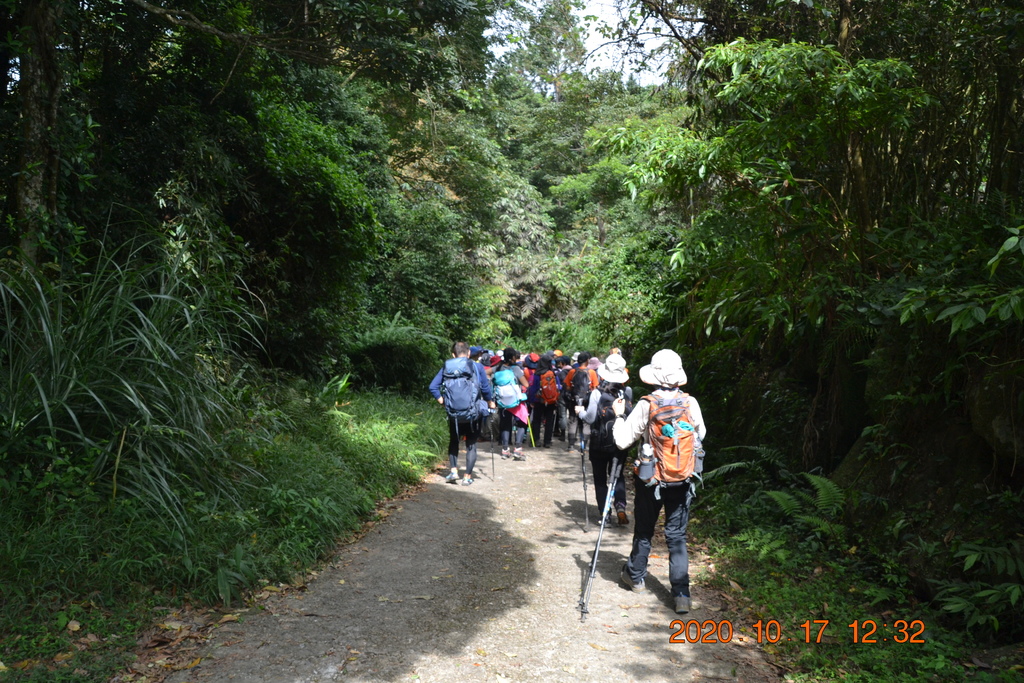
[493,347,529,460]
[469,347,492,443]
[610,349,706,614]
[554,355,572,440]
[575,353,633,524]
[564,352,599,451]
[523,352,540,385]
[527,354,560,448]
[428,341,494,485]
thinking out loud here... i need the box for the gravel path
[165,437,779,683]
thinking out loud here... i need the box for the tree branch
[636,0,706,64]
[124,0,333,64]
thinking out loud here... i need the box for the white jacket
[612,388,706,451]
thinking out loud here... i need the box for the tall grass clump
[0,245,257,524]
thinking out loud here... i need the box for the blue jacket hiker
[526,353,560,448]
[429,341,494,486]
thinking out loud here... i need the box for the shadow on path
[167,442,780,683]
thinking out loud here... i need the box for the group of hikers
[429,342,707,615]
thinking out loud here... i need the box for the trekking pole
[527,407,535,447]
[579,457,623,622]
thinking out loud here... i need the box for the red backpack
[639,391,703,484]
[538,370,560,405]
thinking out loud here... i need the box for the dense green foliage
[2,0,1023,678]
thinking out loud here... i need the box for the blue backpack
[442,358,482,423]
[493,368,521,409]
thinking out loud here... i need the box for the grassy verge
[0,384,447,681]
[691,471,1022,683]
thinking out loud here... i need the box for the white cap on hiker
[639,349,687,387]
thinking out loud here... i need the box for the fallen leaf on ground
[67,620,81,632]
[338,580,345,584]
[264,585,281,592]
[476,648,487,656]
[218,614,240,624]
[728,580,743,592]
[589,643,607,651]
[54,652,74,662]
[410,595,433,600]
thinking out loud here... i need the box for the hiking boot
[620,566,645,592]
[460,475,474,486]
[501,448,511,459]
[513,448,525,461]
[674,595,691,614]
[444,471,459,483]
[616,506,629,526]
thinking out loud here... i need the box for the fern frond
[702,461,749,480]
[805,473,845,516]
[797,514,845,539]
[767,490,801,517]
[721,444,784,468]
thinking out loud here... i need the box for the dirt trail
[165,438,779,683]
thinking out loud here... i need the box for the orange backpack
[538,370,560,405]
[639,391,703,484]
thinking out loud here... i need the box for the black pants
[447,418,481,475]
[589,450,626,512]
[531,402,557,446]
[624,478,694,598]
[498,408,525,448]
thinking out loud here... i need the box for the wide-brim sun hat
[598,353,628,384]
[639,349,688,387]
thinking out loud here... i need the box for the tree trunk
[837,0,853,56]
[16,0,63,265]
[987,49,1024,205]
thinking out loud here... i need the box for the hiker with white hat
[609,349,707,615]
[574,353,633,525]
